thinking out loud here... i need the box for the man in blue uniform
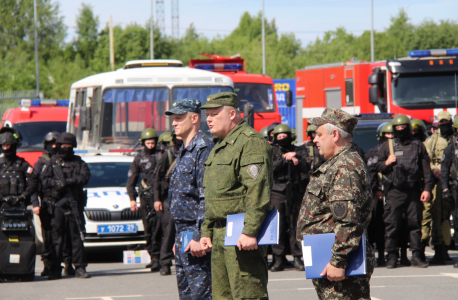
[165,98,214,300]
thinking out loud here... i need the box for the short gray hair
[323,123,353,142]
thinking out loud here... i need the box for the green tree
[74,3,99,64]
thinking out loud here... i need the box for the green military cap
[307,108,358,134]
[437,110,452,122]
[200,92,238,109]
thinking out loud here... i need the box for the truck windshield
[392,72,458,108]
[173,86,233,137]
[13,121,67,148]
[100,87,168,147]
[234,83,275,113]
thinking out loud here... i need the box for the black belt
[214,219,226,228]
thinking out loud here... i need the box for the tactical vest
[138,151,161,186]
[51,156,84,200]
[391,138,421,188]
[38,154,55,199]
[0,158,27,197]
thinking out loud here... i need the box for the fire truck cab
[190,54,282,131]
[0,99,68,165]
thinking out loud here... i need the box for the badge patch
[332,201,348,220]
[367,157,373,166]
[394,151,404,156]
[127,170,133,177]
[27,167,33,174]
[41,165,47,172]
[372,156,378,163]
[145,162,152,169]
[247,164,261,180]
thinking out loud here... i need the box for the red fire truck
[189,54,282,131]
[294,48,458,143]
[0,99,68,165]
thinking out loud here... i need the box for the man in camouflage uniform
[296,108,375,300]
[440,116,458,268]
[424,111,454,264]
[166,99,214,299]
[200,92,272,300]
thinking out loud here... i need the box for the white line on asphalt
[270,274,450,282]
[441,273,458,278]
[66,296,142,300]
[372,297,383,300]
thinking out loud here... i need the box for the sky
[58,0,458,46]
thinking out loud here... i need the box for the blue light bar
[194,63,243,71]
[408,48,458,57]
[74,150,88,154]
[18,99,69,107]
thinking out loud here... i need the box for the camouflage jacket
[424,132,452,171]
[168,130,214,241]
[296,144,372,269]
[201,119,273,239]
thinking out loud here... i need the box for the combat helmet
[0,127,22,148]
[140,128,158,143]
[411,119,427,135]
[56,132,77,147]
[378,122,393,142]
[392,115,411,126]
[260,127,269,139]
[159,132,172,144]
[306,124,317,137]
[453,117,458,129]
[273,124,292,143]
[43,131,61,150]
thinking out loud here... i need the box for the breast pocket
[214,156,235,191]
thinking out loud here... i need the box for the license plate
[97,224,137,235]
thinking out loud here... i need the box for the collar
[316,144,350,174]
[183,130,204,153]
[213,119,246,151]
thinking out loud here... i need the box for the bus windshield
[173,86,233,137]
[392,72,458,108]
[234,83,275,113]
[100,87,168,147]
[13,121,67,148]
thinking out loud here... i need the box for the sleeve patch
[331,201,348,220]
[128,170,133,177]
[247,164,261,180]
[27,167,33,174]
[441,154,446,162]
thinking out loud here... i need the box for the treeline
[1,0,458,100]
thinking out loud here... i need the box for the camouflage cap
[200,92,238,109]
[437,110,452,122]
[307,108,358,134]
[165,98,201,115]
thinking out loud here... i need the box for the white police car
[33,155,145,250]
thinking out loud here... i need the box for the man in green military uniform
[423,111,453,264]
[200,92,272,300]
[296,108,375,299]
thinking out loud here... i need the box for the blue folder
[301,233,367,279]
[224,210,279,246]
[181,231,194,253]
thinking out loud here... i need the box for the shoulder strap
[166,159,176,178]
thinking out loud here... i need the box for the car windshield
[353,127,379,153]
[234,83,275,113]
[173,86,233,137]
[86,162,133,188]
[392,72,458,108]
[13,121,67,148]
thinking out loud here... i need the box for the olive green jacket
[201,119,273,239]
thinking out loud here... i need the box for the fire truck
[294,48,458,143]
[0,99,68,165]
[189,54,282,131]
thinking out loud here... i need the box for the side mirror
[368,73,378,85]
[244,104,254,128]
[285,90,293,107]
[369,85,379,104]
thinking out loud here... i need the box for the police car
[33,155,145,251]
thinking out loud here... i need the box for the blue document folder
[224,210,279,246]
[181,231,194,253]
[301,233,367,279]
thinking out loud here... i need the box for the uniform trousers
[152,200,175,266]
[211,226,268,300]
[38,203,54,263]
[174,227,212,300]
[384,187,422,253]
[367,196,385,253]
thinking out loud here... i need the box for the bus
[68,59,233,151]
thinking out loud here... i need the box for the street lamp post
[34,0,40,99]
[262,0,266,75]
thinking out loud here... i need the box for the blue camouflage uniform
[166,98,214,300]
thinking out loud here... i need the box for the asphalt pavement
[2,248,458,300]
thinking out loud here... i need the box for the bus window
[172,86,233,137]
[234,83,275,113]
[73,89,86,145]
[100,87,168,147]
[89,87,102,147]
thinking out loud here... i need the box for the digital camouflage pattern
[296,145,375,299]
[165,98,202,115]
[200,91,239,109]
[201,119,272,299]
[423,132,452,245]
[307,108,358,134]
[168,130,214,299]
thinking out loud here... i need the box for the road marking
[372,297,384,300]
[66,296,142,300]
[270,274,451,282]
[441,273,458,279]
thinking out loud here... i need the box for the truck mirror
[285,90,293,107]
[368,73,378,85]
[244,104,254,128]
[369,85,379,104]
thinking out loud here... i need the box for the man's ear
[332,129,340,142]
[229,108,237,121]
[191,113,200,125]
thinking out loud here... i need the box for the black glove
[66,178,77,185]
[2,196,13,203]
[54,179,67,191]
[11,195,24,206]
[443,189,453,202]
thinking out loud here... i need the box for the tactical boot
[75,267,91,278]
[400,249,411,266]
[293,257,305,271]
[40,258,51,277]
[150,260,160,272]
[386,252,397,269]
[146,255,159,268]
[411,251,428,268]
[270,255,284,272]
[63,258,75,276]
[48,267,62,280]
[283,256,293,267]
[429,244,446,265]
[420,244,426,262]
[160,265,172,276]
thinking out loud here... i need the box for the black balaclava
[394,126,411,141]
[46,143,58,156]
[58,147,74,159]
[276,135,292,149]
[439,121,454,138]
[412,131,426,142]
[3,144,16,160]
[143,139,157,155]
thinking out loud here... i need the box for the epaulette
[196,137,206,148]
[243,127,258,137]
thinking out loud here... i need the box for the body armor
[391,138,421,189]
[0,158,27,197]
